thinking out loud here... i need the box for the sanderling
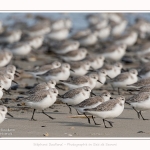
[73,91,111,125]
[26,61,61,77]
[94,69,108,89]
[0,49,13,67]
[0,74,13,90]
[72,28,91,40]
[47,28,69,41]
[100,44,127,61]
[23,36,44,49]
[84,96,125,128]
[0,65,16,80]
[51,19,66,31]
[50,40,80,54]
[86,14,107,26]
[115,31,138,46]
[126,92,150,120]
[89,18,108,29]
[111,19,127,36]
[37,63,72,82]
[24,23,51,37]
[60,73,101,90]
[84,55,105,70]
[78,33,98,46]
[139,85,150,93]
[59,48,87,62]
[26,80,56,95]
[0,106,8,124]
[132,18,150,38]
[136,42,150,56]
[0,29,22,44]
[111,69,139,94]
[94,26,111,40]
[102,62,123,78]
[138,66,150,79]
[59,86,92,113]
[7,42,32,56]
[20,88,58,121]
[70,61,91,76]
[127,78,150,89]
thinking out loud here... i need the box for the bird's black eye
[2,109,5,111]
[105,95,108,96]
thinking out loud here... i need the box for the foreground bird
[84,96,125,128]
[18,88,58,121]
[126,92,150,120]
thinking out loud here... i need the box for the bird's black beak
[15,74,19,77]
[138,75,142,78]
[91,91,96,96]
[107,75,111,79]
[97,80,103,84]
[12,80,18,84]
[58,94,62,98]
[70,69,75,72]
[121,68,127,72]
[110,97,113,99]
[16,71,20,74]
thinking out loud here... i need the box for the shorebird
[84,96,125,128]
[50,40,80,54]
[59,86,92,113]
[70,61,91,76]
[26,80,56,95]
[0,49,13,67]
[23,36,44,49]
[94,69,109,89]
[110,19,127,36]
[126,92,150,120]
[59,48,87,62]
[7,42,32,56]
[24,23,51,37]
[37,63,72,82]
[73,91,111,125]
[0,106,8,124]
[115,31,138,46]
[138,66,150,79]
[111,69,139,94]
[25,61,61,77]
[100,44,127,61]
[47,28,69,41]
[84,55,105,70]
[19,88,58,121]
[127,78,150,89]
[60,73,102,90]
[0,29,22,44]
[102,62,123,79]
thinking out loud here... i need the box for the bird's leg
[42,110,55,119]
[132,107,140,119]
[92,116,100,125]
[104,119,113,127]
[103,119,113,128]
[75,109,81,115]
[139,111,149,120]
[31,109,37,121]
[66,103,72,114]
[7,112,14,118]
[118,88,120,95]
[83,113,91,124]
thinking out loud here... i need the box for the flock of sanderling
[1,13,150,129]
